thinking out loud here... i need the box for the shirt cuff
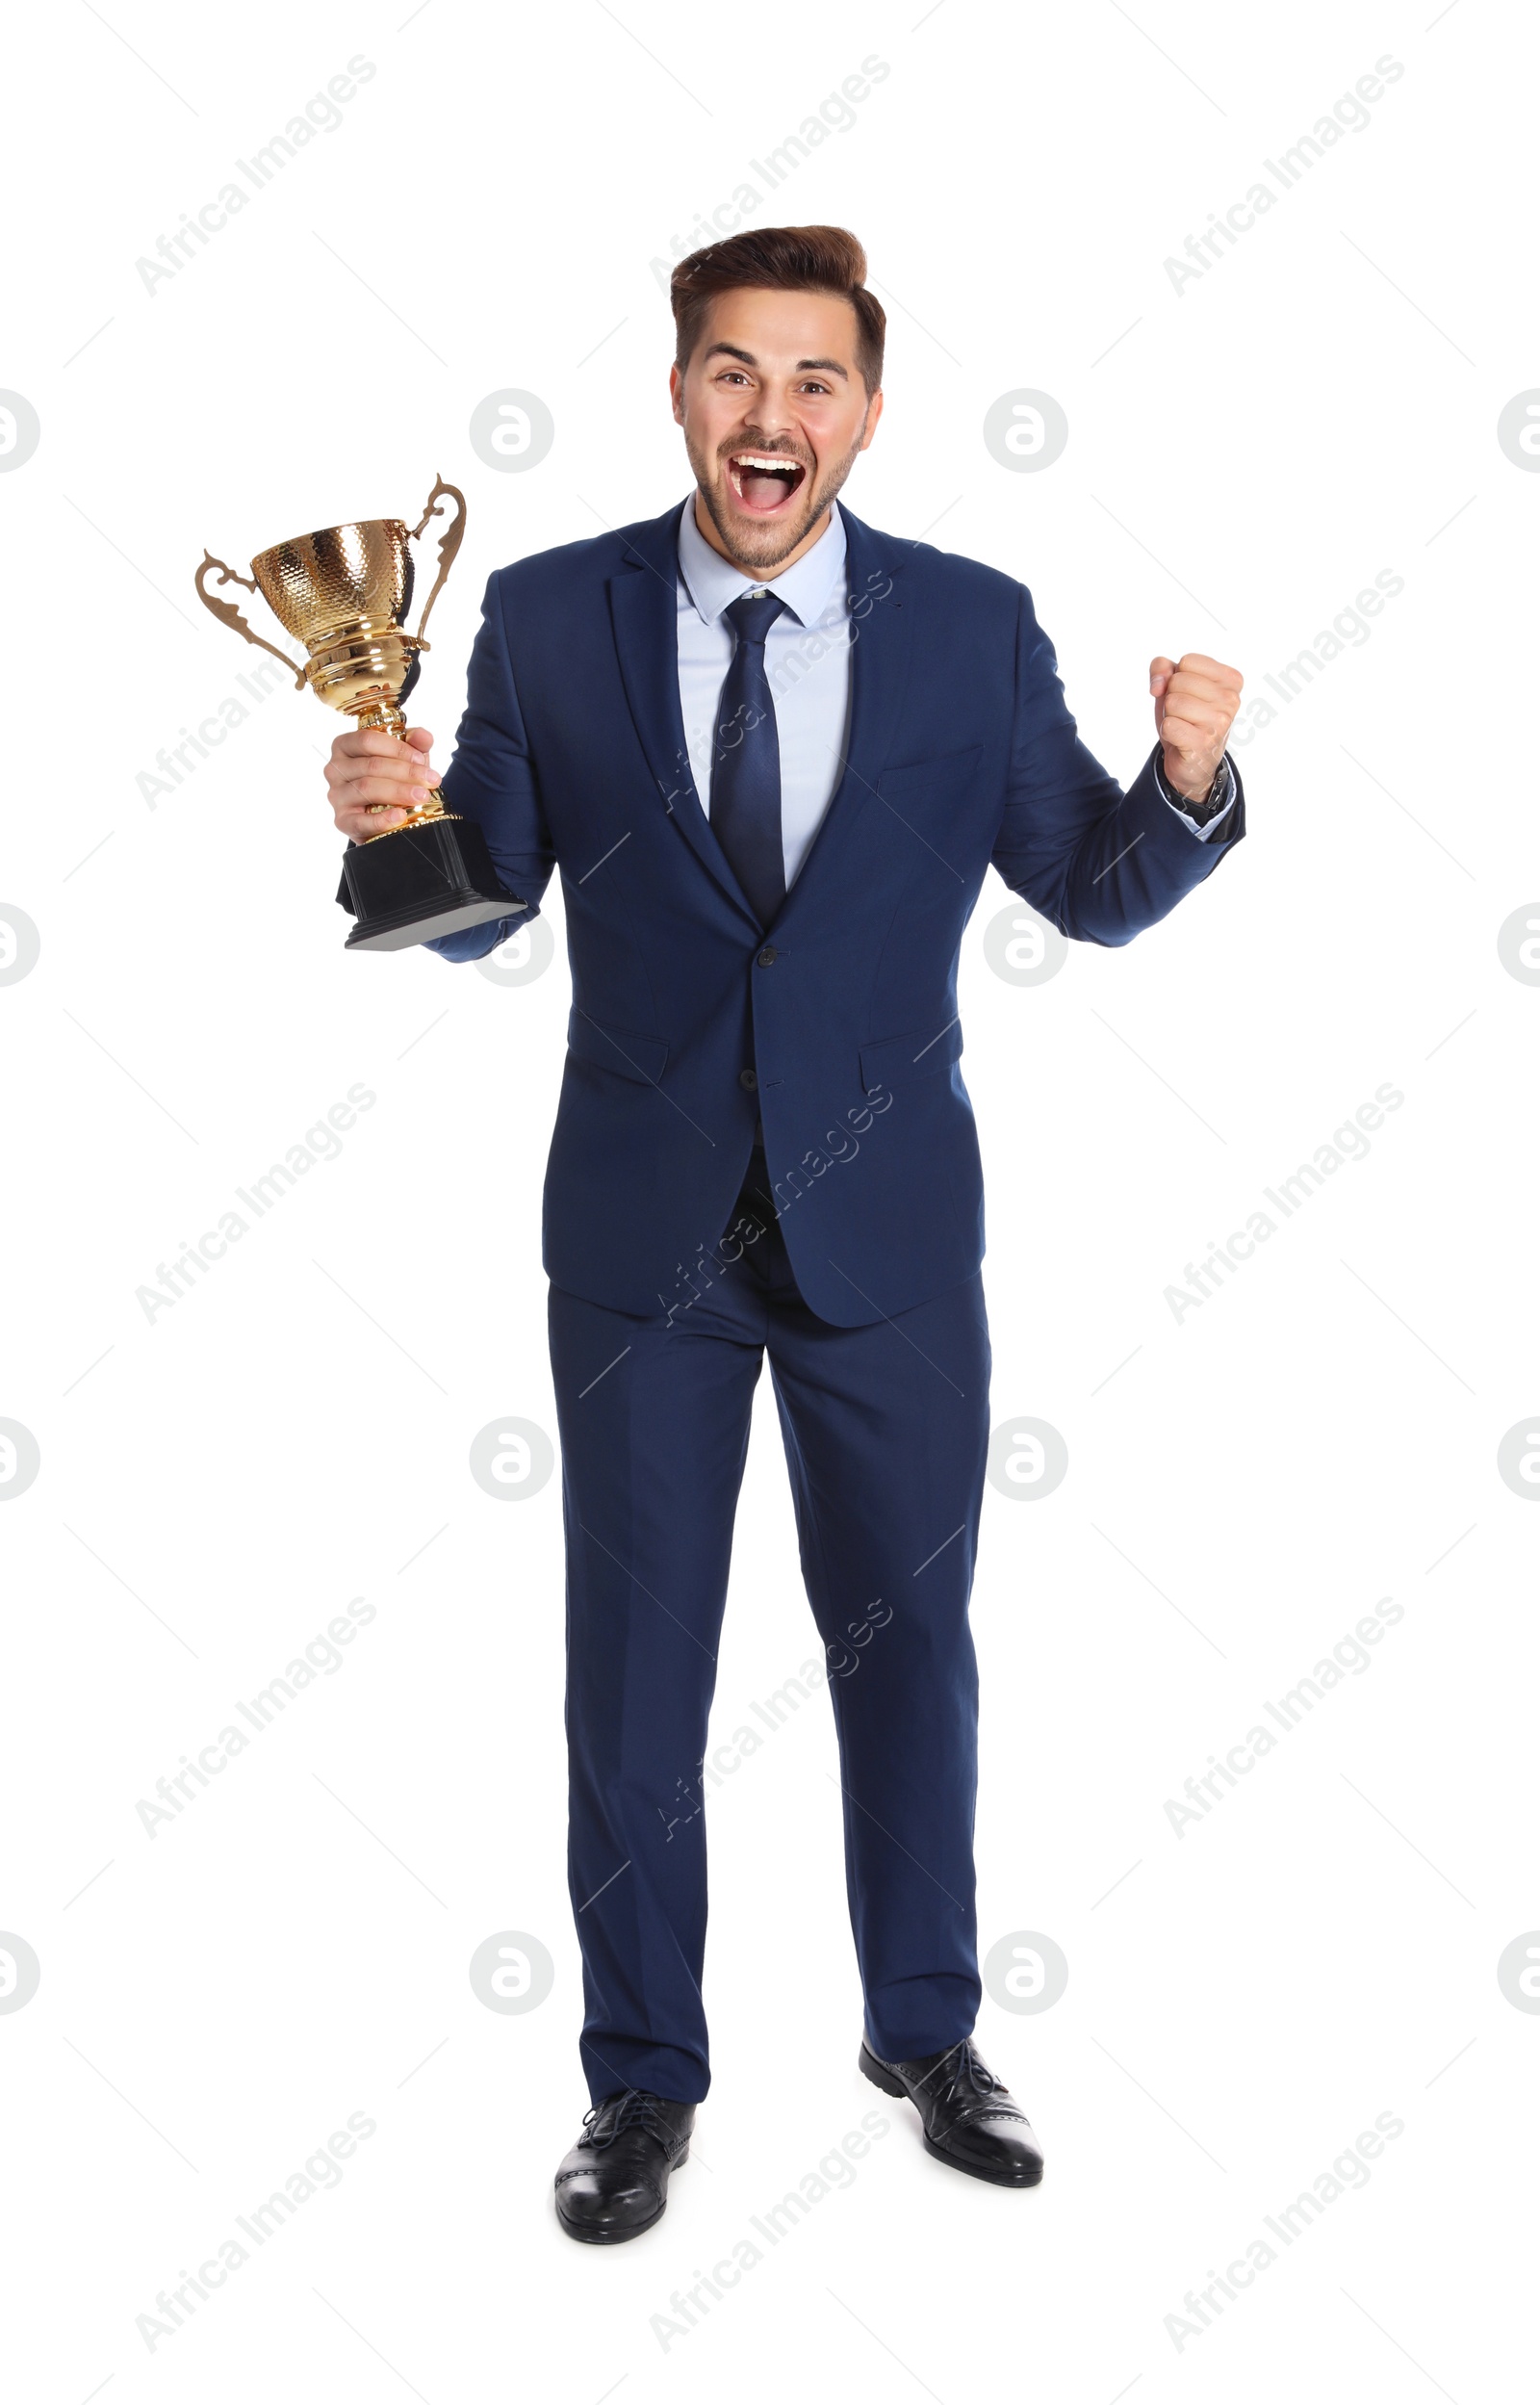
[1153,746,1237,841]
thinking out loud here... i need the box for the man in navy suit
[325,225,1245,2240]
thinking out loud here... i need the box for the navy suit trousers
[548,1145,992,2105]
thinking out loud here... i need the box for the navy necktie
[709,589,787,926]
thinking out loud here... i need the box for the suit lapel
[769,506,912,931]
[604,500,913,933]
[606,502,758,926]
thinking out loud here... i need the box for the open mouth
[725,452,808,515]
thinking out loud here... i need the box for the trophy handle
[194,551,306,687]
[407,476,468,644]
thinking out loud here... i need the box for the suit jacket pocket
[566,1008,669,1086]
[860,1015,963,1095]
[875,743,984,801]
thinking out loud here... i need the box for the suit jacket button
[739,1068,758,1090]
[757,945,778,967]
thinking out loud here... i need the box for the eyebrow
[702,343,849,381]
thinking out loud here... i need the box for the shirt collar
[677,491,847,631]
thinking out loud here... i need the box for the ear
[858,387,885,452]
[669,362,684,426]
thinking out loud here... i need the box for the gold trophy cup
[195,476,526,951]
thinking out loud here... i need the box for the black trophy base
[335,815,526,953]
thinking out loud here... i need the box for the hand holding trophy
[195,477,526,951]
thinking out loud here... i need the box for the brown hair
[670,224,886,395]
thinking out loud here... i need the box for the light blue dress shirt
[674,495,1235,892]
[677,496,856,890]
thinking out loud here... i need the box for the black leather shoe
[860,2035,1043,2187]
[553,2089,695,2243]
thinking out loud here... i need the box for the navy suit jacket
[422,498,1245,1327]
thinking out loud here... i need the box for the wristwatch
[1155,747,1234,828]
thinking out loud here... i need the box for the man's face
[670,287,883,573]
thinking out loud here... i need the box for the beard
[684,420,867,571]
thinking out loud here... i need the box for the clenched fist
[323,724,441,843]
[1149,654,1243,802]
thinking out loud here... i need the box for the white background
[2,1,1535,2397]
